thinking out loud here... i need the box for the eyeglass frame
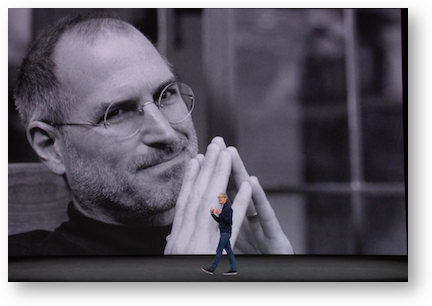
[43,81,195,136]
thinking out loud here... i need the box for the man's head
[218,193,228,205]
[14,13,198,226]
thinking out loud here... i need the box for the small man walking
[201,193,237,276]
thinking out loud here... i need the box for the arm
[211,213,220,223]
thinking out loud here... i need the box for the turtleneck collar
[53,202,172,255]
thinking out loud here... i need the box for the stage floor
[9,255,407,282]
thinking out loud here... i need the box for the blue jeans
[209,232,237,271]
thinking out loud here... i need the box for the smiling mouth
[136,147,186,172]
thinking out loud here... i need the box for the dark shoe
[201,268,214,275]
[223,270,237,276]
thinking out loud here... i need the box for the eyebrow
[90,76,179,121]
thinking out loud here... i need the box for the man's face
[218,194,226,205]
[54,26,198,225]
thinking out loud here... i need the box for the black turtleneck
[8,203,172,256]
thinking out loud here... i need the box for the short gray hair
[13,12,135,128]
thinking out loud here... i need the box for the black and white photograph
[8,8,407,283]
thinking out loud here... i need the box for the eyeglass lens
[103,82,194,138]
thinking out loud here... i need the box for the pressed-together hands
[210,208,221,215]
[164,137,246,254]
[164,136,294,254]
[213,208,222,215]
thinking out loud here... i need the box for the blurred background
[8,8,406,255]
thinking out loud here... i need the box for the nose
[138,102,178,146]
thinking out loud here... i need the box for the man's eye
[160,89,174,100]
[104,106,133,123]
[160,88,179,105]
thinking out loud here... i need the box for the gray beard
[62,132,198,226]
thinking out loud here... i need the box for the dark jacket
[211,203,233,234]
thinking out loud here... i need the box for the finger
[230,181,252,246]
[196,150,232,230]
[187,143,221,209]
[168,158,201,243]
[233,214,265,254]
[181,151,232,252]
[211,136,227,150]
[226,146,257,216]
[248,176,285,239]
[225,146,248,182]
[195,153,205,165]
[180,144,222,237]
[190,151,233,253]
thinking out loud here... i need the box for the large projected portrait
[8,9,406,259]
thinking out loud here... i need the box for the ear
[26,121,66,176]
